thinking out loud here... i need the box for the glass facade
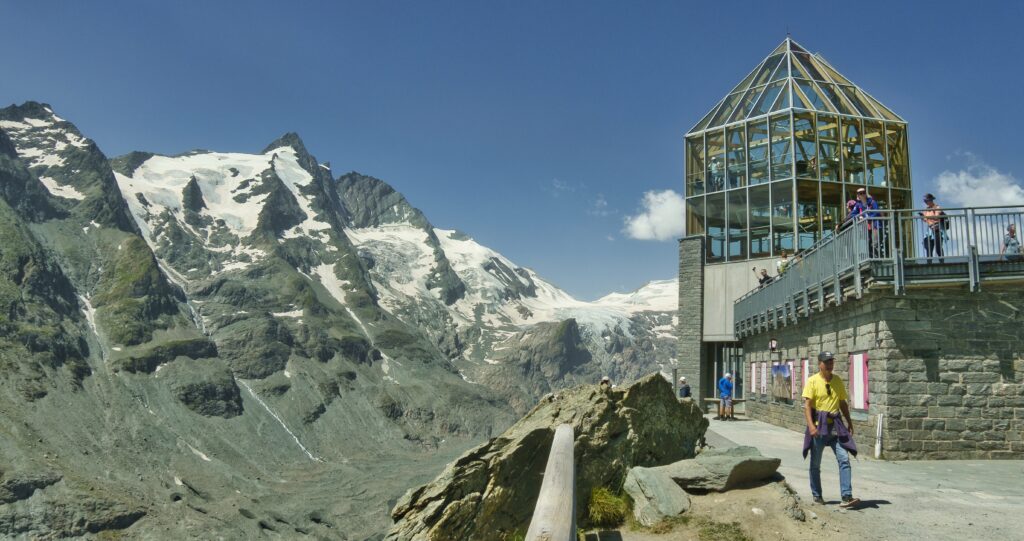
[685,38,911,263]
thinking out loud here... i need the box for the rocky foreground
[387,374,708,540]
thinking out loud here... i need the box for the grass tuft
[587,487,629,528]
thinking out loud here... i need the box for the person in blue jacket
[717,373,734,420]
[678,377,691,398]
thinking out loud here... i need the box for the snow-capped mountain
[0,101,678,538]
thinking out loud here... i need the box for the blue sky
[3,1,1024,299]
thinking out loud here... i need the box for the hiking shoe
[812,496,825,505]
[839,496,860,508]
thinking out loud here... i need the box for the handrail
[525,424,576,541]
[733,205,1024,337]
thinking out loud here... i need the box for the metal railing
[734,206,1024,337]
[525,424,576,541]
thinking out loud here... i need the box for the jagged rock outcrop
[623,466,691,527]
[474,318,594,414]
[386,373,707,540]
[656,445,781,492]
[337,172,466,305]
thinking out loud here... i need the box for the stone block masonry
[740,284,1024,460]
[678,237,706,402]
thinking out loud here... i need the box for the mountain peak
[0,101,57,121]
[262,132,307,155]
[337,172,431,229]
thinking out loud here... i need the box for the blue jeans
[809,434,852,499]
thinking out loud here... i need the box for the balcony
[734,206,1024,337]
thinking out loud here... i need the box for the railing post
[894,248,905,295]
[526,424,576,541]
[852,225,863,299]
[969,245,981,292]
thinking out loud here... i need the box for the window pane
[770,114,792,181]
[818,82,853,115]
[686,196,705,236]
[769,57,789,82]
[795,79,834,112]
[728,190,748,260]
[771,180,794,253]
[794,52,826,81]
[885,123,910,189]
[686,135,706,196]
[752,80,786,117]
[750,54,784,88]
[709,91,745,128]
[863,120,887,187]
[706,193,726,262]
[841,86,879,118]
[749,184,771,258]
[729,85,764,123]
[748,120,770,185]
[793,112,817,179]
[706,130,725,192]
[891,189,910,210]
[841,117,865,184]
[817,113,840,182]
[797,181,820,251]
[820,181,844,238]
[726,127,747,189]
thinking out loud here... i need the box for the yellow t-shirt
[802,372,847,413]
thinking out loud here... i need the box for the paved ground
[706,415,1024,541]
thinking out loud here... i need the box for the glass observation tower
[685,37,911,264]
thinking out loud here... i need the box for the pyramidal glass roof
[687,38,904,135]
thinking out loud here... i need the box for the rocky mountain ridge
[0,101,678,539]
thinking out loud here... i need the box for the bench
[703,398,747,404]
[702,397,747,415]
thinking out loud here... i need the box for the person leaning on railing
[920,193,946,264]
[851,188,883,257]
[1001,224,1021,261]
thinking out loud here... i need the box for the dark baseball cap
[818,351,835,362]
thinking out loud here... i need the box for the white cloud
[936,154,1024,208]
[588,194,615,217]
[623,190,686,241]
[543,178,576,198]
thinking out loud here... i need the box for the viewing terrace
[734,206,1024,337]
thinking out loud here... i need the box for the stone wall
[678,237,706,402]
[740,284,1024,459]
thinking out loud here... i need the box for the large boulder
[656,446,781,492]
[623,467,690,527]
[386,373,708,541]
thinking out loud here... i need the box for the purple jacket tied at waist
[802,410,858,458]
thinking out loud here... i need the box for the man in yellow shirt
[802,351,859,508]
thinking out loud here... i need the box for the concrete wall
[703,258,780,341]
[739,284,1024,460]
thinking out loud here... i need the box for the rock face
[655,446,782,492]
[623,466,691,527]
[387,374,708,540]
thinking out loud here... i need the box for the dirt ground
[596,480,859,541]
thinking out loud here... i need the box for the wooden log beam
[525,424,576,541]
